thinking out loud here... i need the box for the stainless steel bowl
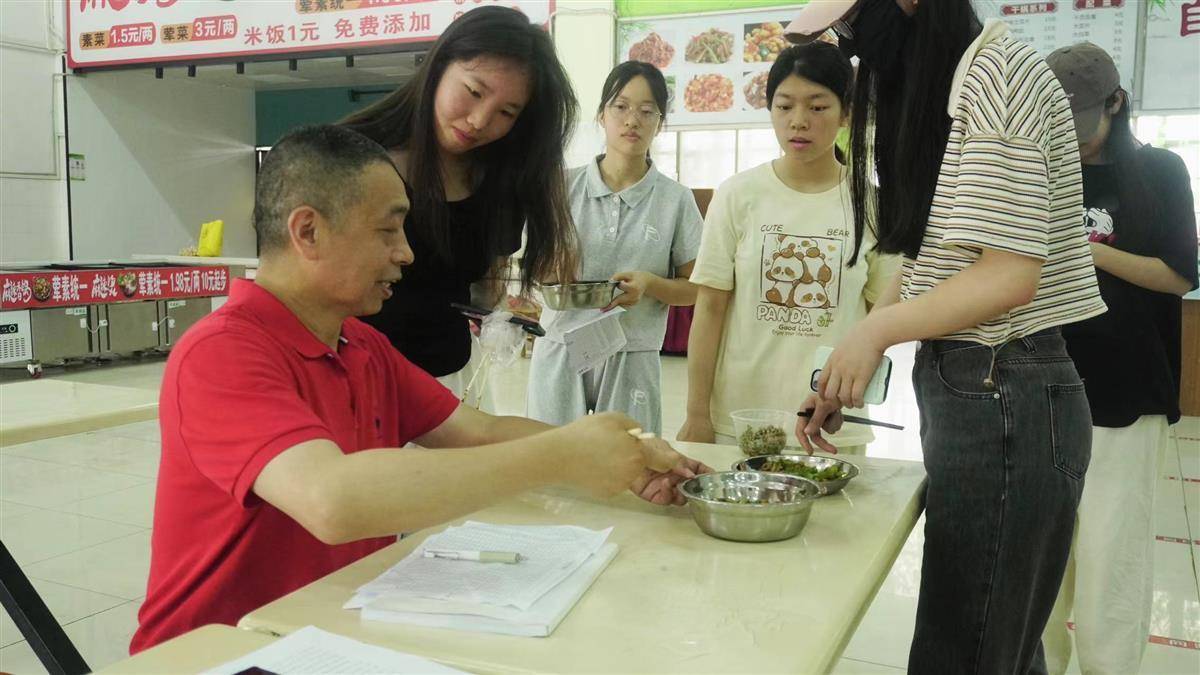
[538,281,619,311]
[733,454,860,496]
[679,471,820,542]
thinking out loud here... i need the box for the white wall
[553,0,616,169]
[0,0,70,262]
[3,0,601,264]
[67,72,257,260]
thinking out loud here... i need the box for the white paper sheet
[562,308,626,375]
[361,543,619,638]
[347,522,612,612]
[204,626,465,675]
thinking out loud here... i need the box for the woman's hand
[605,271,654,311]
[817,325,886,410]
[796,393,845,455]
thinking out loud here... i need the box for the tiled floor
[0,346,1196,673]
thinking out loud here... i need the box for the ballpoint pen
[422,549,524,564]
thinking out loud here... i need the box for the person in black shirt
[1044,43,1199,675]
[341,7,578,402]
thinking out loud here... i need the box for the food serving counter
[0,261,230,376]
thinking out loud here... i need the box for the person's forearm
[1092,244,1193,296]
[319,435,564,542]
[480,415,554,443]
[685,287,729,418]
[646,275,699,306]
[418,409,553,449]
[861,253,1041,350]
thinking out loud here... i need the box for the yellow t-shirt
[690,162,901,446]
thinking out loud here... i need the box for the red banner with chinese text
[1,266,230,310]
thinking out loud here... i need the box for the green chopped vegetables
[739,425,788,456]
[760,458,848,482]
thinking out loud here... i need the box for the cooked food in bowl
[733,454,860,496]
[730,409,793,456]
[739,425,787,456]
[760,456,848,482]
[679,471,820,542]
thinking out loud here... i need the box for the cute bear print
[762,234,841,310]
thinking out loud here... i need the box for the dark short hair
[253,124,397,253]
[597,61,670,125]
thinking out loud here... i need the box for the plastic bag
[459,312,525,408]
[197,220,224,257]
[478,311,524,368]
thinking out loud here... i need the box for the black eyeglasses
[606,101,663,124]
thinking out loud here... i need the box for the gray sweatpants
[526,339,663,435]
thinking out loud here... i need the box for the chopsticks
[797,409,905,431]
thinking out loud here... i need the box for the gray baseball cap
[1046,42,1121,144]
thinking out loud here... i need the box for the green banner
[615,0,806,19]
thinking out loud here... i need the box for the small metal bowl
[679,471,820,542]
[733,454,860,496]
[538,280,619,311]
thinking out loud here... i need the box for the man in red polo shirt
[131,126,700,652]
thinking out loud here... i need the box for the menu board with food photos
[972,0,1141,90]
[618,7,797,128]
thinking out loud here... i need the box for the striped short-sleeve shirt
[901,20,1106,345]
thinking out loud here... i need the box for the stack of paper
[346,522,618,637]
[205,626,466,674]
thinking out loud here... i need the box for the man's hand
[553,413,649,497]
[796,393,845,455]
[630,443,714,505]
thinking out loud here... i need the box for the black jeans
[908,329,1091,674]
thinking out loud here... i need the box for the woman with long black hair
[1042,43,1197,675]
[785,1,1106,671]
[341,6,578,402]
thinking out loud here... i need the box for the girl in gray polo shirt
[526,62,704,435]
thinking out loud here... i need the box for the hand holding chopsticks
[625,427,713,505]
[797,410,904,431]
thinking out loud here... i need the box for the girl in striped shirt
[784,1,1105,672]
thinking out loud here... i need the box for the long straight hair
[340,6,578,288]
[847,2,983,259]
[1102,89,1158,225]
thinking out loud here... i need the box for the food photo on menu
[619,9,796,125]
[627,30,674,69]
[685,27,734,64]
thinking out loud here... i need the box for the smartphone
[810,345,892,405]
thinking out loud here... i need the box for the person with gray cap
[784,1,1106,673]
[1041,42,1198,675]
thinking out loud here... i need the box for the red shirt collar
[226,279,347,360]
